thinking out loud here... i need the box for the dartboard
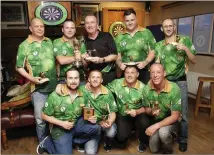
[35,2,67,26]
[109,21,126,37]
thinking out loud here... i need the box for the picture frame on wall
[1,2,28,27]
[73,3,100,25]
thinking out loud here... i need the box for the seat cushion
[1,107,35,129]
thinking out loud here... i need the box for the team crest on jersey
[161,55,165,59]
[121,41,127,47]
[63,50,67,55]
[33,51,38,56]
[60,106,66,112]
[45,102,48,107]
[54,48,58,52]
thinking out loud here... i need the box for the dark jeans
[73,117,101,154]
[175,81,188,144]
[116,113,150,145]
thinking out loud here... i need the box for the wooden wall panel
[103,7,145,32]
[27,2,72,22]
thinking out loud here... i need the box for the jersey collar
[148,79,171,93]
[122,79,141,90]
[123,26,145,35]
[27,35,48,44]
[56,84,83,97]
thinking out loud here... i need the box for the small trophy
[72,39,82,68]
[39,72,49,83]
[125,103,129,112]
[151,101,161,116]
[83,102,94,120]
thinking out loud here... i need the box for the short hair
[150,62,165,71]
[65,67,80,78]
[62,20,75,27]
[88,69,103,78]
[124,8,136,17]
[124,65,139,73]
[161,18,175,26]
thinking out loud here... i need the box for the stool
[195,77,214,118]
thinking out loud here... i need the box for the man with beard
[83,14,118,85]
[155,19,196,152]
[115,9,156,84]
[53,20,87,83]
[16,17,57,154]
[42,68,100,154]
[143,63,181,153]
[80,70,118,152]
[107,65,150,152]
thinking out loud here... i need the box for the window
[178,17,193,39]
[173,13,214,55]
[193,14,213,54]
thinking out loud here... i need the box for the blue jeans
[149,122,178,153]
[31,91,56,153]
[175,81,188,144]
[102,123,117,138]
[53,129,75,154]
[73,117,101,154]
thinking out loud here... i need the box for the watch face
[35,2,67,25]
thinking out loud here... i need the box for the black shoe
[104,143,112,152]
[137,143,146,153]
[36,144,45,154]
[75,144,85,153]
[179,142,187,152]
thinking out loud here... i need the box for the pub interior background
[1,1,214,154]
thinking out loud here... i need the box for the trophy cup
[39,72,49,83]
[151,101,161,116]
[72,39,82,68]
[83,102,94,120]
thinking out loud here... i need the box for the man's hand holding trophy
[72,39,83,68]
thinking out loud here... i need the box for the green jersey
[142,80,181,122]
[155,35,196,81]
[80,85,118,122]
[53,37,86,80]
[43,84,84,139]
[16,35,57,93]
[107,78,145,116]
[115,26,156,63]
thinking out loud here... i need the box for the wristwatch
[102,57,105,63]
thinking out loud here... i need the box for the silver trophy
[72,39,82,68]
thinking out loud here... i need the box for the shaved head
[30,17,44,26]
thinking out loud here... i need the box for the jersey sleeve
[16,43,27,68]
[42,92,55,116]
[170,84,182,111]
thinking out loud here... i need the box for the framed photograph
[1,2,28,26]
[73,3,100,25]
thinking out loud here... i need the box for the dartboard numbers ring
[35,2,67,25]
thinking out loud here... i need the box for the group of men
[15,8,196,154]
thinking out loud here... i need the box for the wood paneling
[27,2,72,22]
[102,7,145,32]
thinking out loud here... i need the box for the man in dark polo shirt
[83,14,118,85]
